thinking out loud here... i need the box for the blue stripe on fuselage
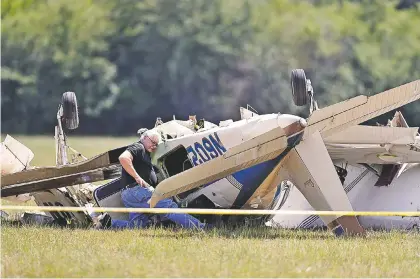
[230,154,285,208]
[230,131,304,208]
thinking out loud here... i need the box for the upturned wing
[306,80,420,139]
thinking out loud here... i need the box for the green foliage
[1,0,116,133]
[253,0,420,123]
[1,0,419,134]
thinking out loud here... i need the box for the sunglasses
[146,135,159,147]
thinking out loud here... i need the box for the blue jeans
[110,185,206,229]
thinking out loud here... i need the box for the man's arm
[119,150,149,187]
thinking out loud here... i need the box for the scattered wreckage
[1,70,419,235]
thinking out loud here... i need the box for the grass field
[2,225,420,278]
[1,136,420,277]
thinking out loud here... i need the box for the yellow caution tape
[0,205,419,217]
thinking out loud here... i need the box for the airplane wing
[242,126,420,209]
[0,146,127,197]
[324,125,420,164]
[305,80,420,139]
[150,127,289,207]
[324,126,419,145]
[1,165,121,197]
[151,80,419,207]
[326,144,420,164]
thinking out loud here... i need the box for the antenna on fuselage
[247,104,258,114]
[155,117,164,127]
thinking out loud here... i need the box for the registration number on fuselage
[186,132,227,166]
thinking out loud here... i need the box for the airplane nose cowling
[277,114,307,137]
[299,118,308,128]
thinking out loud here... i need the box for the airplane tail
[1,135,34,175]
[1,135,34,203]
[281,131,365,236]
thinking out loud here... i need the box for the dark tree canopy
[2,0,419,135]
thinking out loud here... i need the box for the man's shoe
[94,213,111,229]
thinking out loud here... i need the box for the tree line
[2,0,419,135]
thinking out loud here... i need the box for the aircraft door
[160,146,197,200]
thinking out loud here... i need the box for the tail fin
[1,135,34,175]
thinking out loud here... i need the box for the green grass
[2,224,420,278]
[1,134,137,166]
[2,135,420,277]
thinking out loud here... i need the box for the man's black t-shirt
[121,142,157,187]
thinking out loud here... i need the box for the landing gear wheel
[61,92,79,130]
[291,69,309,106]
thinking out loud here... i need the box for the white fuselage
[152,113,303,161]
[149,112,420,230]
[150,113,304,209]
[268,163,420,230]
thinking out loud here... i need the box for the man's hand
[119,150,150,188]
[135,175,150,188]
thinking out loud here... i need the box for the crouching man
[95,129,207,230]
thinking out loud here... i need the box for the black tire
[291,69,309,106]
[61,92,79,130]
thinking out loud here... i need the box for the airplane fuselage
[151,113,306,209]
